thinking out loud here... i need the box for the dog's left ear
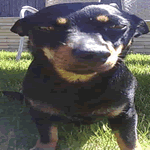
[10,18,29,36]
[132,15,149,37]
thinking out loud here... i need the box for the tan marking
[96,15,109,22]
[115,133,130,150]
[115,133,142,150]
[43,46,75,70]
[116,44,124,55]
[95,44,124,73]
[40,107,60,114]
[108,104,126,117]
[28,99,60,115]
[96,52,117,72]
[40,26,54,31]
[55,68,97,83]
[50,126,58,143]
[32,126,58,149]
[56,17,67,25]
[48,26,55,30]
[43,47,55,60]
[42,46,73,65]
[54,45,75,69]
[92,104,126,117]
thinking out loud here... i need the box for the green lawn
[0,51,150,150]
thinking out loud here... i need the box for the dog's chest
[26,79,123,117]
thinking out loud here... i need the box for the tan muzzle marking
[55,68,97,83]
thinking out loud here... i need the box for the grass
[0,51,150,149]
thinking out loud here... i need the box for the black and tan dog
[10,2,149,150]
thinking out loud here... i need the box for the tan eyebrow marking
[96,15,109,22]
[56,17,68,25]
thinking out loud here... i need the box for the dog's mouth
[67,44,123,74]
[42,44,123,82]
[66,68,95,74]
[65,63,101,74]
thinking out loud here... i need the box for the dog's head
[11,3,149,82]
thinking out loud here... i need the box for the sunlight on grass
[0,51,32,91]
[82,123,119,150]
[0,51,32,70]
[0,51,150,149]
[125,54,150,75]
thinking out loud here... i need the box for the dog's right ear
[10,18,29,36]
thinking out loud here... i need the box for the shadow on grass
[0,94,108,150]
[0,95,38,150]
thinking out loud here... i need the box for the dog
[10,2,149,150]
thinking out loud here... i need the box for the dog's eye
[109,25,126,29]
[39,26,54,31]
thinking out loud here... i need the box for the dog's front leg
[108,107,142,150]
[29,108,58,150]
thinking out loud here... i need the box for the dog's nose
[72,49,111,62]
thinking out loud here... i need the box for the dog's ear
[10,18,29,36]
[109,3,120,9]
[131,15,149,37]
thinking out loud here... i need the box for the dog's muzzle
[67,33,113,63]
